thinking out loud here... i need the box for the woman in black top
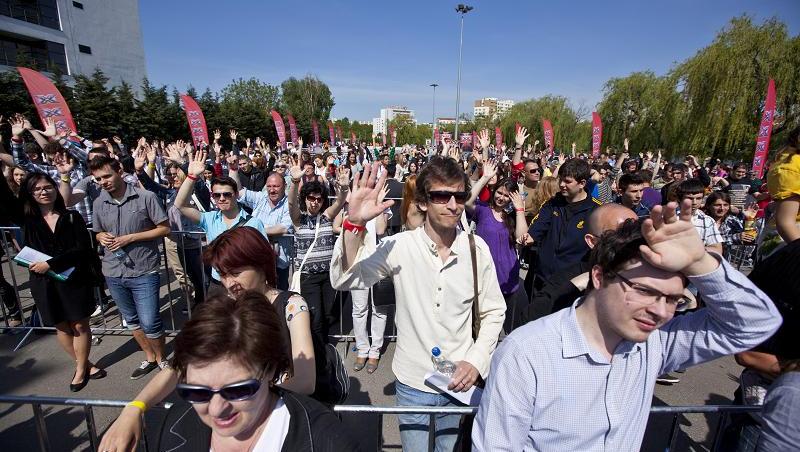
[0,170,106,391]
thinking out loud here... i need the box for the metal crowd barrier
[0,394,763,452]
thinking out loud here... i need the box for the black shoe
[130,361,158,380]
[70,371,89,392]
[88,368,107,380]
[656,373,681,385]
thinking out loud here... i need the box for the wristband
[291,177,301,184]
[148,162,156,169]
[515,208,525,212]
[61,175,71,183]
[186,174,198,181]
[343,218,367,234]
[127,400,147,413]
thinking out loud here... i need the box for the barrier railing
[0,394,762,452]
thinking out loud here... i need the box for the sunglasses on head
[211,192,235,200]
[428,190,468,204]
[176,378,262,404]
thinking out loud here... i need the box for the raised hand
[638,200,707,273]
[623,137,629,152]
[226,153,238,170]
[53,152,74,175]
[646,151,654,160]
[471,145,484,164]
[145,143,157,163]
[289,156,303,181]
[42,117,57,137]
[482,159,498,181]
[336,166,350,190]
[10,114,26,137]
[571,142,577,156]
[213,129,221,141]
[478,129,490,150]
[229,129,237,141]
[246,138,252,149]
[297,136,304,149]
[515,127,529,148]
[187,150,207,177]
[113,135,123,145]
[509,190,525,211]
[448,145,460,161]
[347,162,394,226]
[132,149,147,172]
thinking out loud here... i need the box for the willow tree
[498,95,588,153]
[674,16,800,160]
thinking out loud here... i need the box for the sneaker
[158,361,171,371]
[90,305,103,317]
[130,361,159,380]
[656,373,681,385]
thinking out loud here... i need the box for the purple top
[642,187,661,210]
[471,202,520,294]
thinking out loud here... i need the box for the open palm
[347,162,394,225]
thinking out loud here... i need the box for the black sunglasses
[211,192,235,200]
[428,190,468,204]
[306,194,324,202]
[176,379,262,404]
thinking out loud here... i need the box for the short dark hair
[210,176,238,193]
[618,173,646,192]
[732,162,748,172]
[675,179,705,199]
[637,169,653,182]
[171,291,292,385]
[89,156,121,173]
[672,163,689,173]
[588,218,646,289]
[299,180,330,212]
[43,142,62,155]
[414,156,470,205]
[557,158,591,182]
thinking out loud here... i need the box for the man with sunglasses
[331,157,506,452]
[175,151,265,296]
[473,200,782,451]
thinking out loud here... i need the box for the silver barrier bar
[31,403,50,452]
[83,405,99,451]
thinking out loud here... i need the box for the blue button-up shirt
[238,190,293,269]
[473,258,781,451]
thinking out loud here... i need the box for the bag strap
[229,214,252,231]
[468,232,480,341]
[297,215,322,274]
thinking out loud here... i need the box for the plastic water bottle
[431,347,457,376]
[113,249,135,268]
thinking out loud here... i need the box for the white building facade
[372,105,415,135]
[0,0,146,89]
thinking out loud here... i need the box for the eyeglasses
[211,192,235,200]
[176,378,262,404]
[428,190,469,204]
[613,272,691,311]
[32,186,55,194]
[306,194,324,202]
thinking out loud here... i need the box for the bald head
[585,204,638,248]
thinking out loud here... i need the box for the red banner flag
[336,126,343,143]
[328,122,335,144]
[591,112,603,158]
[390,126,397,147]
[179,94,209,149]
[441,132,452,143]
[471,131,477,149]
[434,128,440,145]
[312,120,320,145]
[515,122,521,135]
[18,67,77,135]
[752,79,776,179]
[381,130,387,146]
[460,133,472,147]
[495,127,503,147]
[286,114,299,144]
[542,119,554,156]
[351,131,356,144]
[270,110,287,149]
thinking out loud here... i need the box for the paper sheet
[424,370,483,406]
[14,246,75,279]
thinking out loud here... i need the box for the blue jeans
[395,380,460,452]
[106,272,163,338]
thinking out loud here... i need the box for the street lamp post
[430,83,438,149]
[454,3,473,144]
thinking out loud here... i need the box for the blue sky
[140,0,799,122]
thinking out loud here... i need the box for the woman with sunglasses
[0,168,106,391]
[98,226,320,451]
[288,162,349,344]
[465,160,529,332]
[157,291,360,451]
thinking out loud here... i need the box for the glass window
[78,44,90,54]
[72,1,83,9]
[0,34,67,74]
[0,0,60,31]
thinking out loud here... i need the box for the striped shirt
[294,213,335,274]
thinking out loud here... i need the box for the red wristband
[343,218,366,234]
[515,208,525,212]
[187,174,198,181]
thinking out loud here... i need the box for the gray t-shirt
[92,184,168,278]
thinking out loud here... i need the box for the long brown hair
[401,174,417,226]
[529,176,559,219]
[20,173,67,218]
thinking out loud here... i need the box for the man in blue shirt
[616,172,651,218]
[175,151,265,296]
[473,200,782,451]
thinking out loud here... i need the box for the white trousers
[350,288,388,359]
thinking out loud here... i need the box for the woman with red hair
[98,227,318,451]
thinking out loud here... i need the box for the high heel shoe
[70,370,89,392]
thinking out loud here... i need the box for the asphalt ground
[0,257,748,451]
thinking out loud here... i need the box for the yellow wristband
[60,176,70,183]
[127,400,147,413]
[148,162,156,169]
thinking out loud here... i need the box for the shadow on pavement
[0,406,89,451]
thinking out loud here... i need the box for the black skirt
[29,273,94,325]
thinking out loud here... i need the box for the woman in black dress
[0,169,106,391]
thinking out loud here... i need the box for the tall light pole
[430,83,438,148]
[453,3,473,143]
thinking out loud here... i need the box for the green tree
[71,68,118,138]
[217,78,280,144]
[0,71,38,126]
[113,81,137,141]
[499,96,588,154]
[280,75,335,142]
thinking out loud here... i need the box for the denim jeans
[106,272,163,338]
[395,380,460,452]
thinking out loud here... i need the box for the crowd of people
[0,111,798,451]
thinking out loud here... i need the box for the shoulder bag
[290,215,321,294]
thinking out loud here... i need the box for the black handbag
[371,277,396,307]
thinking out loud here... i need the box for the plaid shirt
[691,210,723,246]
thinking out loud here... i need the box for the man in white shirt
[676,179,723,254]
[330,157,506,451]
